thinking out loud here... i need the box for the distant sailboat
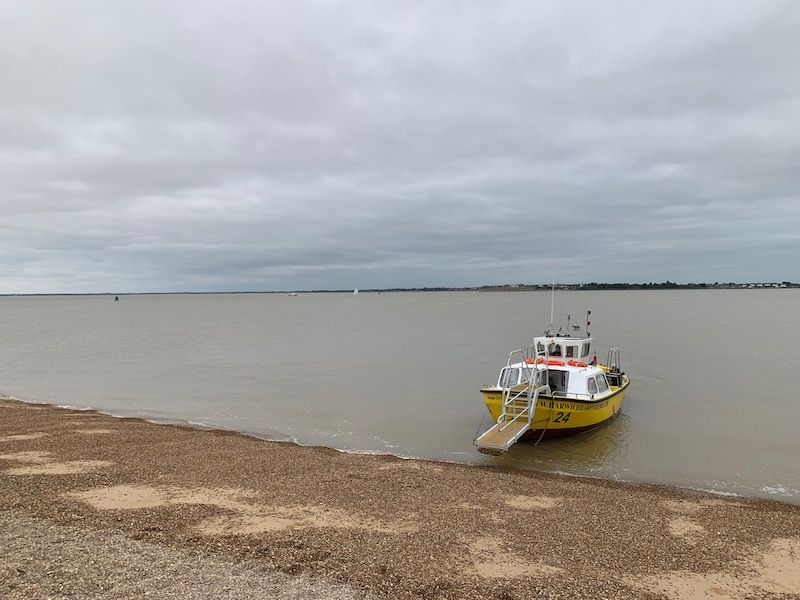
[353,287,359,295]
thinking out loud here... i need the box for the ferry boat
[475,313,629,454]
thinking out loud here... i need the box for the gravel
[0,510,369,600]
[1,397,799,600]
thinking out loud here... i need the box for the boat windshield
[499,368,520,388]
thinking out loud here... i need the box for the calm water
[0,291,798,503]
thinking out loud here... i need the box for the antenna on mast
[549,274,555,330]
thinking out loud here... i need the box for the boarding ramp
[475,346,551,455]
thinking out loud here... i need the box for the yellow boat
[475,326,629,454]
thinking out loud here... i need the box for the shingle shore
[1,397,799,600]
[0,510,370,600]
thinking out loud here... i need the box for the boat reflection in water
[494,410,632,477]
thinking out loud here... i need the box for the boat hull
[479,378,628,439]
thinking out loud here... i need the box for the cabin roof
[533,335,592,343]
[508,361,601,374]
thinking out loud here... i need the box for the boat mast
[549,274,555,331]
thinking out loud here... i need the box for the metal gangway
[474,344,552,455]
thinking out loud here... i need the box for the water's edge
[6,392,797,508]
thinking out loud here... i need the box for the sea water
[0,290,797,503]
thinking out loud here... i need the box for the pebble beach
[1,396,799,600]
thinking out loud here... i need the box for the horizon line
[0,280,797,297]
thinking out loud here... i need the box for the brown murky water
[0,290,797,503]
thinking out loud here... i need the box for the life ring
[526,358,565,366]
[567,360,588,367]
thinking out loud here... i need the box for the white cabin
[496,361,611,398]
[532,335,593,363]
[492,335,619,400]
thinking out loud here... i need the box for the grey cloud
[1,0,799,293]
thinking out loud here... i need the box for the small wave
[1,394,38,405]
[760,485,798,496]
[697,488,740,498]
[333,447,399,457]
[55,404,94,411]
[547,469,749,501]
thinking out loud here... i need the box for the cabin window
[596,374,609,393]
[537,342,545,353]
[549,344,562,356]
[587,378,598,395]
[582,342,590,356]
[566,346,576,358]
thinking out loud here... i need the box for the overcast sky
[1,1,799,293]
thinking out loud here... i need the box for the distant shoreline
[0,282,797,297]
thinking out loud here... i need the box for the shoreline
[2,396,800,599]
[4,394,795,508]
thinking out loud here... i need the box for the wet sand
[1,397,799,600]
